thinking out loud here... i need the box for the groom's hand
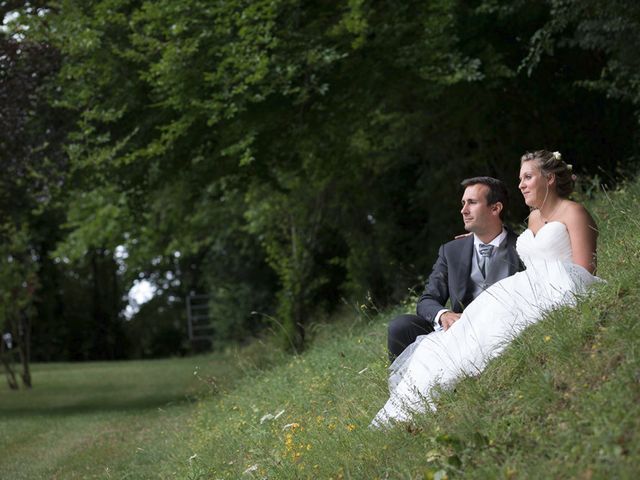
[440,311,461,331]
[454,232,472,240]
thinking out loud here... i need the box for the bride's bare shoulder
[561,200,597,230]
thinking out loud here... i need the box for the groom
[388,176,523,360]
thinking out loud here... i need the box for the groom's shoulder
[504,227,520,243]
[441,235,471,252]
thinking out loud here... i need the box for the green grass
[2,179,640,479]
[177,180,640,479]
[0,344,287,480]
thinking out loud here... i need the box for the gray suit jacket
[416,229,523,326]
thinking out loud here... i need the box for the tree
[0,225,38,388]
[14,0,640,356]
[0,17,70,384]
[522,0,640,117]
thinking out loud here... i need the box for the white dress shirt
[433,228,507,331]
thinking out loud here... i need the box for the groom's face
[460,184,497,234]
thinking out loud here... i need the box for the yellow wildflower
[285,433,294,451]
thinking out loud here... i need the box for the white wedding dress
[371,221,600,428]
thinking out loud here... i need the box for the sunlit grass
[0,345,288,480]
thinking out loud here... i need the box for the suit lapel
[453,235,475,307]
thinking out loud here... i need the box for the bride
[371,150,601,428]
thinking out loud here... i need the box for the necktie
[478,243,494,277]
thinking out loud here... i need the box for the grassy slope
[181,180,640,479]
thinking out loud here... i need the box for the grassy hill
[1,178,638,479]
[179,179,640,479]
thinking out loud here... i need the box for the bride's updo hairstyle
[520,150,575,198]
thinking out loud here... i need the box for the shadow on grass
[0,392,201,417]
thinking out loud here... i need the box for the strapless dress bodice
[516,221,573,266]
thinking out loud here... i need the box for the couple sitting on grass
[372,149,601,428]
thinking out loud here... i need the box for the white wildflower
[243,464,259,475]
[260,409,285,424]
[260,413,274,424]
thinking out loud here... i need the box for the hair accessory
[552,151,562,160]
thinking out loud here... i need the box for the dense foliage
[1,0,639,363]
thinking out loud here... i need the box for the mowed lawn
[0,354,253,480]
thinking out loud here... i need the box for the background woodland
[1,0,639,366]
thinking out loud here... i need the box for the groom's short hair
[460,176,508,220]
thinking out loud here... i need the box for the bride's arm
[564,203,598,273]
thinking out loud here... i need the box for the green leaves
[522,0,640,109]
[5,0,638,357]
[52,187,131,262]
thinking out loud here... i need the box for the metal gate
[186,293,213,342]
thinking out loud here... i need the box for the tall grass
[180,179,640,479]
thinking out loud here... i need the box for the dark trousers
[387,313,435,361]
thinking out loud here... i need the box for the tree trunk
[0,339,19,390]
[18,312,31,388]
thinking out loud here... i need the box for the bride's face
[518,160,548,208]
